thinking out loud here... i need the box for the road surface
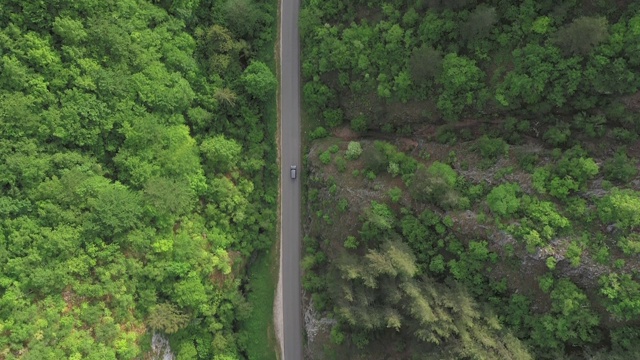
[280,0,302,356]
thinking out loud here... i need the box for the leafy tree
[200,135,242,174]
[224,0,262,38]
[553,16,609,56]
[409,45,443,86]
[461,5,498,45]
[146,303,191,334]
[602,151,638,183]
[437,53,486,121]
[487,183,521,217]
[241,61,277,100]
[598,188,640,231]
[599,273,640,320]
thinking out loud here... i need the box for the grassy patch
[242,248,279,360]
[239,0,279,358]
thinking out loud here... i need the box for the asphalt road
[280,0,302,356]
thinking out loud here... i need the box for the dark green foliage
[475,136,509,161]
[408,45,443,86]
[461,5,498,45]
[602,151,638,183]
[552,16,609,56]
[300,0,640,358]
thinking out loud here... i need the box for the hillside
[300,0,640,359]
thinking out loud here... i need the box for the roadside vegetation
[301,0,640,359]
[0,0,278,359]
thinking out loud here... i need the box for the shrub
[543,124,571,146]
[334,155,346,172]
[345,141,363,160]
[476,136,509,160]
[602,151,638,183]
[388,187,402,203]
[344,236,358,249]
[387,162,400,177]
[319,151,332,164]
[323,108,343,128]
[350,115,368,132]
[309,126,329,140]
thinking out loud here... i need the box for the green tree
[241,61,277,100]
[553,16,609,56]
[437,53,486,121]
[146,303,191,334]
[409,45,443,86]
[598,188,640,231]
[486,183,521,217]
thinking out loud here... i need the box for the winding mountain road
[279,0,302,357]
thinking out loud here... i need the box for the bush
[476,136,509,160]
[309,126,329,140]
[319,151,332,164]
[350,115,368,132]
[388,187,402,202]
[334,155,347,172]
[345,141,363,160]
[543,124,571,146]
[344,236,358,249]
[603,151,638,183]
[323,108,344,128]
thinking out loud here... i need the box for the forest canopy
[0,0,277,359]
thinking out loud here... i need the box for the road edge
[273,0,284,356]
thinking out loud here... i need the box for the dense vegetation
[0,0,277,359]
[301,0,640,359]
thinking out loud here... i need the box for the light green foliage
[531,279,600,349]
[531,16,552,34]
[309,126,329,140]
[437,53,486,121]
[598,188,640,231]
[344,236,359,249]
[388,187,402,203]
[566,241,583,267]
[319,150,332,165]
[409,162,469,210]
[486,183,521,217]
[618,234,640,255]
[599,273,640,320]
[200,135,242,173]
[0,0,279,358]
[345,141,363,160]
[532,147,598,199]
[387,162,400,177]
